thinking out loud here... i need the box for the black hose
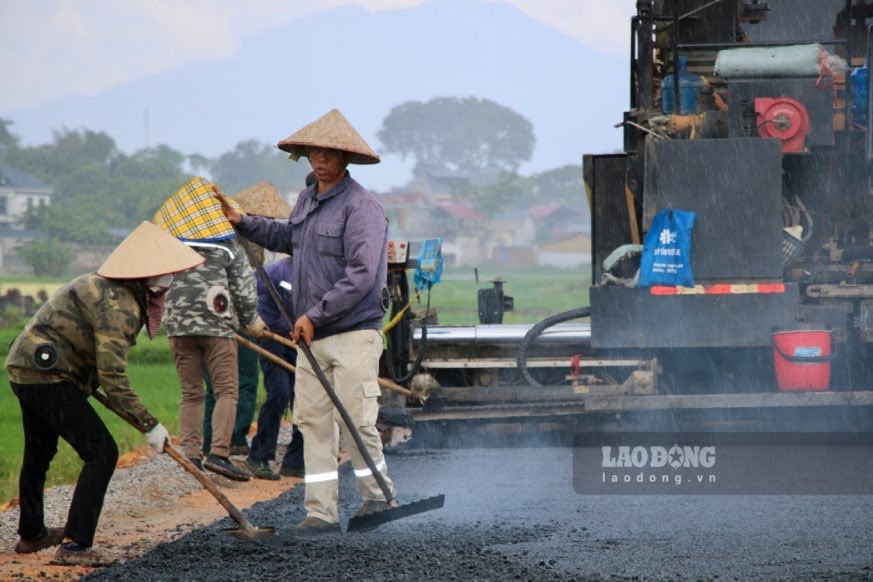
[386,272,410,382]
[388,324,428,384]
[516,306,591,388]
[387,282,432,384]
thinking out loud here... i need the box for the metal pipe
[655,0,722,31]
[630,16,638,109]
[414,323,591,346]
[678,39,849,49]
[636,1,654,110]
[672,0,680,115]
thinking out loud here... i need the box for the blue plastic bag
[414,238,444,291]
[638,209,696,287]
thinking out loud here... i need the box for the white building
[0,161,54,270]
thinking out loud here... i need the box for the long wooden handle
[162,445,259,533]
[236,334,295,374]
[91,390,259,534]
[256,329,420,400]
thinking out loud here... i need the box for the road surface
[84,446,872,581]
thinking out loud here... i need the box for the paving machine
[381,0,873,439]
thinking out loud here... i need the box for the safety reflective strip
[354,460,387,478]
[650,283,785,296]
[184,241,236,260]
[304,471,339,484]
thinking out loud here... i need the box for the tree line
[1,97,586,259]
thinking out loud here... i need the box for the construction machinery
[381,0,873,438]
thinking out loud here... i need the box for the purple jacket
[258,256,294,336]
[238,173,388,340]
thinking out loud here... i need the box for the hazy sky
[0,0,636,114]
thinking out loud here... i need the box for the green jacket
[5,273,158,432]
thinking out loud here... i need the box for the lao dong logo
[601,444,716,469]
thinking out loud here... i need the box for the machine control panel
[387,240,410,266]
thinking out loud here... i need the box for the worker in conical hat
[201,180,290,463]
[154,177,265,483]
[215,108,397,532]
[276,108,380,164]
[5,221,204,567]
[224,179,305,480]
[233,181,293,220]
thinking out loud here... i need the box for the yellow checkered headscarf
[153,177,243,241]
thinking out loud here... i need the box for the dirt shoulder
[0,446,311,581]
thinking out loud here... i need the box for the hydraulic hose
[516,306,592,388]
[386,290,430,384]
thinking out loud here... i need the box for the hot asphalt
[84,446,873,581]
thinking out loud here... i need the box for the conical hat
[97,221,205,279]
[233,181,292,219]
[152,177,243,241]
[277,108,380,165]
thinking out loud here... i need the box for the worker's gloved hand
[145,423,169,453]
[243,316,268,338]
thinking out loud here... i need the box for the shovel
[235,232,444,532]
[91,390,275,543]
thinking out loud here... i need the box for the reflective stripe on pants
[295,329,395,523]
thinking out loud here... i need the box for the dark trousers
[249,339,303,470]
[11,381,118,548]
[203,343,259,451]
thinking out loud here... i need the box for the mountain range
[5,0,630,191]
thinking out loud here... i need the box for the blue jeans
[249,339,303,469]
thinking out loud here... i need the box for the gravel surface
[0,452,203,551]
[77,447,872,581]
[0,424,299,563]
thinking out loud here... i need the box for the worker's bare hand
[213,185,241,225]
[293,315,315,346]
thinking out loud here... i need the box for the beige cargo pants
[294,329,395,523]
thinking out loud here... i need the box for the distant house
[0,161,53,229]
[406,165,501,204]
[526,204,588,241]
[431,205,487,265]
[537,233,592,268]
[483,210,537,267]
[374,172,593,268]
[0,161,54,271]
[376,188,432,238]
[514,204,592,267]
[375,188,487,265]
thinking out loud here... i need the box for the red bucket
[771,327,832,392]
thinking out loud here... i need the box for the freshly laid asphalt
[85,446,873,581]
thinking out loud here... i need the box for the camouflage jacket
[4,273,159,432]
[163,239,259,338]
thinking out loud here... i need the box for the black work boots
[204,454,251,481]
